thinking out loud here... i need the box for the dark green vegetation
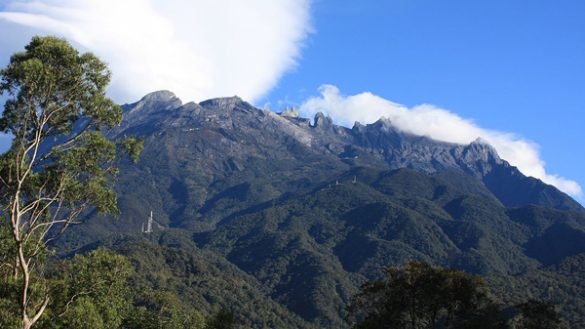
[2,40,584,327]
[348,261,565,329]
[45,91,584,328]
[0,244,243,328]
[95,232,315,328]
[348,261,505,329]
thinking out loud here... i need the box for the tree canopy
[346,261,567,329]
[347,261,508,329]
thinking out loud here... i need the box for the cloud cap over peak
[299,85,582,198]
[0,0,312,104]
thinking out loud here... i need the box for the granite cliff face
[66,91,585,327]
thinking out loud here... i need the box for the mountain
[59,91,585,328]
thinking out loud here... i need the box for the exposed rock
[312,112,333,129]
[126,90,182,115]
[199,96,244,111]
[280,107,300,118]
[109,91,583,231]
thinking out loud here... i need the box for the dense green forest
[0,226,569,328]
[0,233,237,328]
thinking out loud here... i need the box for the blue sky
[0,0,583,201]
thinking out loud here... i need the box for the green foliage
[0,36,121,134]
[487,249,585,327]
[206,309,235,329]
[2,245,236,329]
[40,249,133,329]
[57,131,119,213]
[0,265,21,329]
[514,300,566,329]
[347,262,572,329]
[0,220,15,276]
[123,291,206,329]
[58,297,105,329]
[1,215,53,329]
[0,36,142,329]
[120,137,144,164]
[347,261,507,329]
[104,231,318,329]
[0,35,130,215]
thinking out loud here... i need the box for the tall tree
[347,261,507,329]
[0,36,140,329]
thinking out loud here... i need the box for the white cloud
[0,0,312,104]
[300,85,583,197]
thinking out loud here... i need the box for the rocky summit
[63,91,585,328]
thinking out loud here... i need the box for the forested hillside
[46,91,585,327]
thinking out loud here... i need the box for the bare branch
[28,296,50,328]
[58,291,93,317]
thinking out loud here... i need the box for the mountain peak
[140,90,180,102]
[312,112,333,128]
[125,90,182,116]
[370,117,399,132]
[466,137,501,163]
[199,96,244,110]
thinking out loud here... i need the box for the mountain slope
[58,91,585,327]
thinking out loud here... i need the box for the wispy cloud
[0,0,312,104]
[300,85,582,197]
